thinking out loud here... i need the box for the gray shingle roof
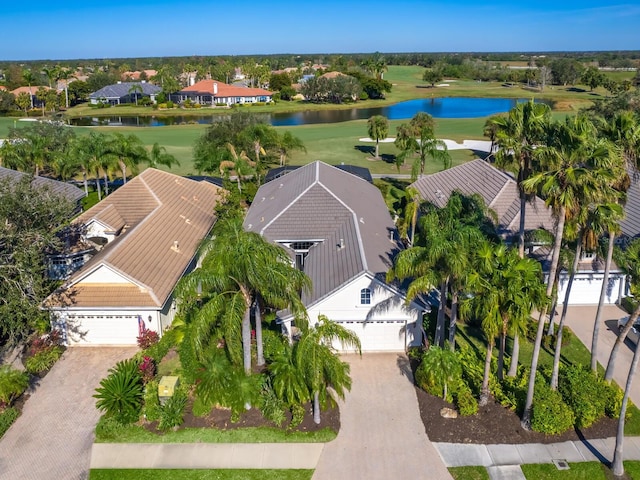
[244,161,401,306]
[89,82,161,99]
[620,171,640,240]
[0,166,85,205]
[410,159,554,238]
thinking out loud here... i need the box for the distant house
[45,169,223,345]
[10,86,56,107]
[121,70,157,81]
[176,80,273,106]
[244,161,425,352]
[89,81,161,105]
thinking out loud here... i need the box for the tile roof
[264,165,373,184]
[620,170,640,240]
[89,82,161,99]
[410,159,554,238]
[10,86,54,95]
[179,79,272,97]
[0,166,85,204]
[244,161,400,306]
[48,169,222,309]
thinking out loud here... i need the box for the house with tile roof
[10,85,57,108]
[89,81,161,105]
[0,166,85,210]
[412,159,625,306]
[176,80,273,106]
[45,169,223,345]
[244,161,425,352]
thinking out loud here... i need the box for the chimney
[389,230,394,241]
[213,82,218,95]
[190,76,195,86]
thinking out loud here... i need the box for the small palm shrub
[25,346,64,375]
[558,365,607,429]
[158,387,188,431]
[457,344,484,396]
[94,359,143,424]
[415,345,462,402]
[259,380,287,427]
[142,380,162,422]
[531,382,575,435]
[0,366,29,408]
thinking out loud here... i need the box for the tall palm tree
[296,315,361,424]
[146,143,180,170]
[219,143,255,192]
[367,115,389,159]
[128,83,143,105]
[397,186,421,247]
[240,123,278,182]
[177,217,311,374]
[482,113,505,160]
[22,69,36,110]
[493,99,551,258]
[109,133,147,183]
[57,67,73,108]
[395,113,450,180]
[72,132,112,200]
[41,66,58,89]
[276,131,306,167]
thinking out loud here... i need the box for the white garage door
[333,320,413,352]
[557,275,622,306]
[63,315,140,345]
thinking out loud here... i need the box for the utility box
[158,376,179,404]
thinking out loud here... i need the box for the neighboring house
[10,86,55,107]
[121,70,157,81]
[175,80,273,106]
[619,171,640,242]
[264,164,373,184]
[89,81,161,105]
[410,159,554,243]
[244,161,425,352]
[45,169,223,345]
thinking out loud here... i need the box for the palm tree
[146,143,180,170]
[110,133,147,183]
[177,217,311,374]
[367,115,389,159]
[128,83,143,105]
[482,114,505,160]
[397,186,421,247]
[240,123,278,182]
[57,67,73,108]
[420,345,461,400]
[296,315,361,424]
[605,240,640,381]
[395,112,450,180]
[72,132,112,200]
[219,143,255,192]
[41,66,58,89]
[276,131,306,167]
[22,69,36,110]
[493,99,551,258]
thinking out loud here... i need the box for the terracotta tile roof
[0,86,6,91]
[10,86,53,95]
[179,79,272,97]
[48,169,222,309]
[320,71,348,79]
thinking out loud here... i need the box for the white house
[244,161,426,352]
[45,169,223,345]
[176,80,273,106]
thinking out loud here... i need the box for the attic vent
[359,217,364,224]
[338,238,345,249]
[261,197,266,202]
[279,183,283,189]
[389,231,394,241]
[185,218,192,225]
[171,240,180,253]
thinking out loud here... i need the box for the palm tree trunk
[592,231,615,372]
[507,333,520,377]
[95,176,102,201]
[254,299,265,367]
[65,87,69,108]
[551,240,582,390]
[448,290,458,351]
[103,172,110,196]
[375,139,379,159]
[522,207,566,428]
[480,341,493,406]
[435,279,448,347]
[242,306,252,375]
[547,267,563,335]
[498,331,506,381]
[82,170,88,197]
[518,190,527,258]
[605,303,640,381]
[120,162,128,184]
[612,333,640,477]
[313,390,321,425]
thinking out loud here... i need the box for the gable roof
[48,169,222,309]
[620,170,640,240]
[179,79,272,97]
[244,161,400,306]
[89,82,161,99]
[410,159,554,238]
[0,166,85,205]
[11,86,54,96]
[264,164,373,184]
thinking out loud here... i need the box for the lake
[69,97,547,127]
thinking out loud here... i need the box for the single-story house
[175,80,272,106]
[45,169,223,345]
[89,81,162,105]
[264,164,373,184]
[244,161,426,352]
[121,70,157,81]
[10,86,56,107]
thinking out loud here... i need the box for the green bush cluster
[604,382,629,419]
[558,365,608,429]
[143,329,176,364]
[290,404,305,428]
[94,358,143,425]
[25,346,64,375]
[142,381,162,422]
[253,102,266,107]
[621,296,639,314]
[0,366,29,408]
[178,327,201,386]
[455,382,478,417]
[158,387,188,431]
[259,382,287,427]
[0,407,19,438]
[94,415,127,441]
[531,382,575,435]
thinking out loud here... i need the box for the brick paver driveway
[0,347,137,480]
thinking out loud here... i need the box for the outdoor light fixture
[148,315,152,323]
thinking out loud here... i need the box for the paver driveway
[0,347,136,480]
[312,353,453,480]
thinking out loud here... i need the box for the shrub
[621,296,639,314]
[455,382,478,417]
[493,366,530,412]
[191,395,212,418]
[138,356,156,384]
[143,380,162,422]
[0,407,19,438]
[144,329,176,364]
[558,365,607,429]
[415,346,461,402]
[27,330,63,357]
[25,346,64,375]
[137,330,159,350]
[253,102,266,107]
[262,329,289,363]
[531,383,575,435]
[605,382,627,419]
[259,381,287,427]
[166,101,174,108]
[94,358,143,424]
[0,366,29,408]
[157,103,167,109]
[215,102,227,107]
[158,387,187,431]
[456,344,484,396]
[177,327,201,385]
[94,415,127,441]
[289,403,305,428]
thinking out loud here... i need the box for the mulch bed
[415,387,618,445]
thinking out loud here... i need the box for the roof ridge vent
[171,240,180,253]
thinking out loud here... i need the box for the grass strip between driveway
[89,469,313,480]
[95,423,336,443]
[451,461,640,479]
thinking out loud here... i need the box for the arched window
[360,288,371,305]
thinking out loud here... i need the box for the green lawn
[95,423,336,444]
[451,462,640,479]
[449,465,490,479]
[89,469,313,480]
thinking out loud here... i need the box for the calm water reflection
[70,97,548,127]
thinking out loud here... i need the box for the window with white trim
[360,288,371,305]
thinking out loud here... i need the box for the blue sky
[2,1,639,60]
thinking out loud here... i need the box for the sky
[2,1,639,61]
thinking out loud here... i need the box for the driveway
[312,353,453,480]
[0,347,137,480]
[563,304,640,406]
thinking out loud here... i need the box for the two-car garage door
[332,320,419,352]
[62,314,141,345]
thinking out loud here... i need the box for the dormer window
[360,288,371,305]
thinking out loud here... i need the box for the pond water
[69,97,548,127]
